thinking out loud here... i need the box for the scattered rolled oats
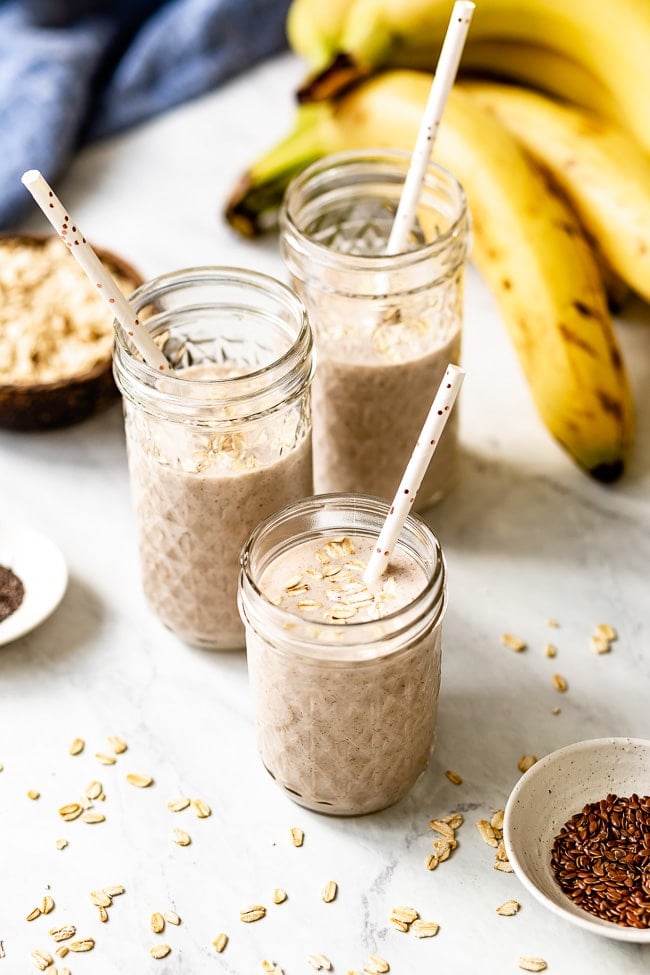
[60,968,71,975]
[108,736,128,754]
[26,907,41,922]
[59,803,82,822]
[69,739,84,756]
[103,885,125,897]
[27,789,40,800]
[164,911,181,925]
[49,925,76,943]
[150,944,171,959]
[366,956,390,973]
[594,623,617,642]
[321,881,338,903]
[411,919,439,938]
[518,957,547,972]
[290,826,304,847]
[551,706,561,715]
[432,837,453,860]
[97,906,109,923]
[424,854,439,871]
[30,948,53,970]
[126,773,153,788]
[90,890,113,907]
[445,770,463,786]
[389,916,410,932]
[308,953,332,971]
[212,933,228,953]
[191,798,211,818]
[501,633,527,652]
[590,634,610,654]
[171,828,191,847]
[41,896,54,915]
[81,811,105,824]
[429,819,455,841]
[261,962,284,974]
[546,618,559,628]
[518,755,537,773]
[85,781,102,800]
[240,906,266,923]
[273,888,287,904]
[491,809,505,831]
[95,753,116,765]
[391,906,419,925]
[477,819,498,847]
[68,938,95,952]
[494,860,515,873]
[167,797,191,812]
[552,673,568,692]
[151,912,165,934]
[495,840,509,862]
[544,644,557,658]
[496,900,520,916]
[444,812,464,829]
[55,839,68,851]
[56,945,69,958]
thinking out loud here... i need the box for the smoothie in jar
[114,268,314,650]
[238,494,446,815]
[280,150,469,509]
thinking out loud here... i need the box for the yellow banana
[459,40,619,120]
[463,81,650,305]
[292,0,650,155]
[226,70,633,480]
[286,0,351,74]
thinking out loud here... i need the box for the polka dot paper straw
[21,170,171,373]
[386,1,474,255]
[363,363,465,587]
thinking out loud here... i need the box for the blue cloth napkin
[0,0,292,228]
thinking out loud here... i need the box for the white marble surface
[1,52,650,975]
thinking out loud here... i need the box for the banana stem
[224,105,331,237]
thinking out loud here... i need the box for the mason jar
[280,149,469,509]
[113,267,314,650]
[238,493,446,815]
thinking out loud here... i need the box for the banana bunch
[288,0,650,156]
[224,0,650,480]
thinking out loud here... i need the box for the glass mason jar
[238,493,446,816]
[280,149,469,510]
[113,267,314,650]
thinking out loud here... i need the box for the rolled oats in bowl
[0,234,142,430]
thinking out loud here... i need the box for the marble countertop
[1,52,649,975]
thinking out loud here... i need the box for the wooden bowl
[0,234,143,431]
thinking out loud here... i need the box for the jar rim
[280,149,469,274]
[113,265,314,419]
[239,492,446,660]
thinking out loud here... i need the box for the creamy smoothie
[280,151,469,510]
[127,417,312,648]
[310,307,460,505]
[243,531,443,815]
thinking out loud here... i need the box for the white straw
[21,169,171,373]
[363,363,465,587]
[386,0,475,255]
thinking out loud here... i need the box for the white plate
[504,737,650,943]
[0,520,68,646]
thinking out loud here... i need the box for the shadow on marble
[0,573,105,674]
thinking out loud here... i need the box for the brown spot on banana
[573,300,597,318]
[557,323,597,358]
[501,277,512,290]
[596,390,624,423]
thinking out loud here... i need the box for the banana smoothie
[239,495,446,815]
[114,267,314,650]
[280,150,469,508]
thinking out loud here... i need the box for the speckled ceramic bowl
[503,737,650,943]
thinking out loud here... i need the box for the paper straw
[21,170,171,373]
[386,0,475,255]
[363,363,465,587]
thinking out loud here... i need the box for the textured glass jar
[113,267,314,650]
[238,493,446,815]
[280,149,469,509]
